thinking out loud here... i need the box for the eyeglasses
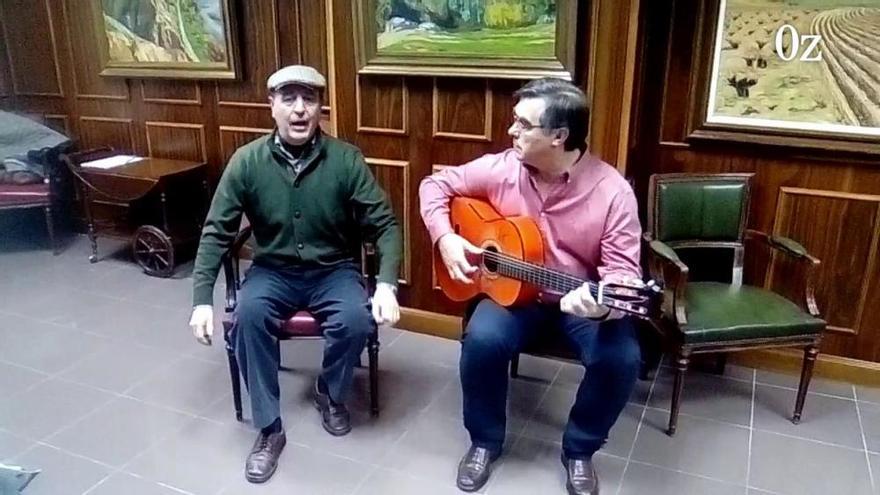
[510,115,547,132]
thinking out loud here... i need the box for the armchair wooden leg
[44,205,58,255]
[87,221,98,263]
[793,344,819,424]
[668,350,690,436]
[510,353,520,378]
[225,341,244,422]
[368,332,380,417]
[713,353,728,376]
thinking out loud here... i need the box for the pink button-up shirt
[419,149,642,285]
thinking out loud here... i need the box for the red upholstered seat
[0,182,50,207]
[280,310,322,337]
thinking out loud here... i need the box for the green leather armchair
[644,173,825,436]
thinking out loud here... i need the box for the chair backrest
[648,173,753,247]
[647,173,754,285]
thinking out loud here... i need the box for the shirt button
[540,212,546,217]
[294,210,301,218]
[297,242,304,249]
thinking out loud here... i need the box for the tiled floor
[2,224,879,495]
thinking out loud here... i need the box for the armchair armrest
[643,233,690,326]
[221,226,254,313]
[745,229,821,316]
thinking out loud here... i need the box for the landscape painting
[706,0,880,137]
[355,0,577,79]
[95,0,239,79]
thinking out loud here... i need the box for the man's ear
[553,128,570,147]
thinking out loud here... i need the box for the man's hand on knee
[190,304,215,345]
[371,282,400,327]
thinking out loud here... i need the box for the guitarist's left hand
[560,283,611,320]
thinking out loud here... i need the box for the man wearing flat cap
[189,65,402,483]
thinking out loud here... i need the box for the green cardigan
[192,131,401,306]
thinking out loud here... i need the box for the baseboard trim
[399,307,880,386]
[729,349,880,387]
[399,307,462,340]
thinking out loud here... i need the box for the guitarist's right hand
[438,233,483,284]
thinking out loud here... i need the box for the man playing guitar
[419,78,642,495]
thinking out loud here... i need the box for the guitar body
[435,197,544,306]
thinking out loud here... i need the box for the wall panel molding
[78,117,135,151]
[218,126,273,165]
[2,0,64,97]
[432,79,492,142]
[356,75,408,136]
[145,122,208,163]
[365,157,411,285]
[44,114,70,136]
[141,81,202,106]
[62,0,129,101]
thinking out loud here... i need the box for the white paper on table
[80,155,144,170]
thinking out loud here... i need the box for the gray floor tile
[521,385,575,444]
[0,429,33,462]
[84,472,187,495]
[756,369,855,399]
[857,385,880,405]
[10,444,111,495]
[859,401,880,454]
[510,354,563,385]
[0,361,47,398]
[218,442,374,495]
[488,436,625,495]
[750,430,873,495]
[753,384,864,449]
[59,341,180,393]
[870,453,880,495]
[422,374,548,437]
[633,409,749,484]
[382,328,461,369]
[0,315,113,374]
[555,361,655,406]
[354,468,463,495]
[380,415,476,489]
[126,356,230,415]
[619,462,745,495]
[45,396,193,468]
[0,378,114,441]
[125,417,255,495]
[649,367,753,426]
[599,404,643,458]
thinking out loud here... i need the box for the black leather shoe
[456,445,500,492]
[313,379,352,436]
[245,430,286,483]
[561,453,599,495]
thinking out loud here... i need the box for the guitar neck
[487,252,597,297]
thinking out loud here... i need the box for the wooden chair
[644,173,825,435]
[221,226,381,421]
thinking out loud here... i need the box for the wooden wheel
[131,225,175,277]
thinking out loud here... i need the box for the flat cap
[266,65,326,91]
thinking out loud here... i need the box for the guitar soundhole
[483,246,499,273]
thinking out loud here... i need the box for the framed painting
[353,0,579,80]
[93,0,240,80]
[690,0,880,153]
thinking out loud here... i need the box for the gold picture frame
[353,0,579,80]
[93,0,240,80]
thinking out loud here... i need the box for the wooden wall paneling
[141,81,201,106]
[356,75,407,135]
[0,13,10,98]
[1,0,63,97]
[44,114,70,136]
[61,0,128,101]
[433,78,491,142]
[217,0,280,108]
[78,117,135,152]
[769,188,880,356]
[365,158,410,285]
[145,122,208,163]
[218,126,272,165]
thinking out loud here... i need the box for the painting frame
[92,0,240,80]
[353,0,579,80]
[687,0,880,155]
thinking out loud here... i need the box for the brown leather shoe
[456,445,500,492]
[561,453,599,495]
[313,379,352,436]
[245,430,286,483]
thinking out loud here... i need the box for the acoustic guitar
[434,197,662,318]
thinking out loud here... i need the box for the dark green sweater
[192,131,402,306]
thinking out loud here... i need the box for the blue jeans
[461,299,641,459]
[230,261,374,430]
